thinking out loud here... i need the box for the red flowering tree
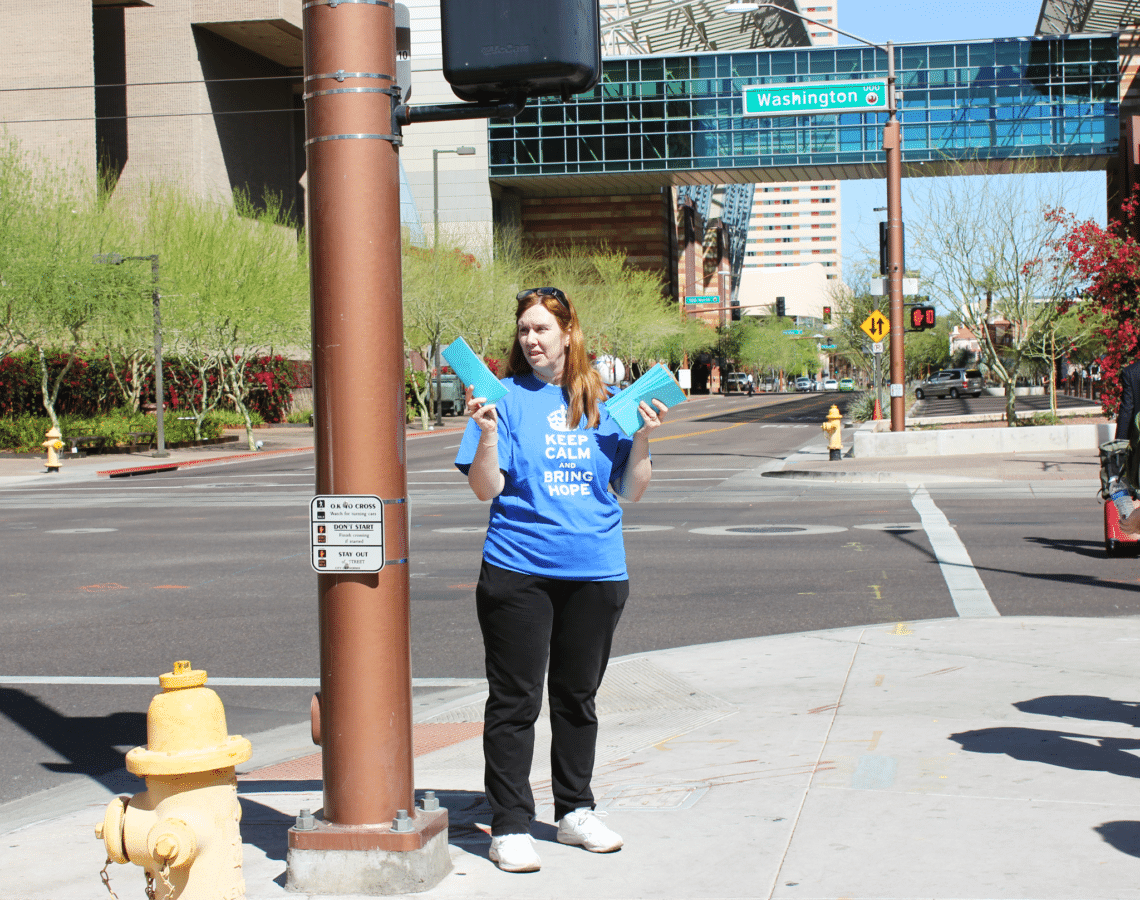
[1051,188,1140,421]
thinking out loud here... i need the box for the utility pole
[883,42,905,431]
[287,1,449,892]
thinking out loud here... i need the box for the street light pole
[432,145,476,247]
[726,3,905,430]
[92,252,167,457]
[431,145,475,426]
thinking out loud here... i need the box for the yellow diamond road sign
[861,310,889,342]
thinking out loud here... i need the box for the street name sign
[743,80,888,117]
[782,329,802,335]
[685,295,719,304]
[311,494,385,573]
[860,310,889,342]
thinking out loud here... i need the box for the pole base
[287,816,451,889]
[829,448,842,461]
[286,812,450,895]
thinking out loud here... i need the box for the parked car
[724,372,751,392]
[434,374,466,415]
[823,378,839,391]
[838,377,856,392]
[794,377,812,392]
[760,379,778,392]
[913,368,984,400]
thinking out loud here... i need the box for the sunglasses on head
[517,287,569,310]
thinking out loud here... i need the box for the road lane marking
[0,675,482,687]
[910,487,999,618]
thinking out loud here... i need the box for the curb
[96,446,312,478]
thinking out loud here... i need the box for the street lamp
[431,145,475,426]
[725,3,905,430]
[432,145,476,247]
[93,252,168,457]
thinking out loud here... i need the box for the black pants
[475,561,629,836]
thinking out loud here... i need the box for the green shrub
[286,409,313,424]
[0,409,227,452]
[201,408,265,429]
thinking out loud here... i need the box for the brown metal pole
[305,0,412,827]
[884,41,906,431]
[288,2,445,868]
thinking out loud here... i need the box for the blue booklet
[441,337,508,405]
[603,364,686,436]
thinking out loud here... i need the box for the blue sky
[831,1,1108,275]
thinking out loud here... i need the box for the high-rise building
[740,2,842,326]
[738,1,839,289]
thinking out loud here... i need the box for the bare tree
[908,165,1081,424]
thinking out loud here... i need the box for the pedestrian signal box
[440,0,601,103]
[909,304,936,331]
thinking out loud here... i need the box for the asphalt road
[0,390,1132,807]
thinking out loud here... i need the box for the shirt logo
[547,406,570,432]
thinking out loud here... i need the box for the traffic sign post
[734,4,906,432]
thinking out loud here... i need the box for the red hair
[505,290,607,429]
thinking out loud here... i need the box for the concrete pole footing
[285,830,451,895]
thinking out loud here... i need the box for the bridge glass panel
[487,36,1119,181]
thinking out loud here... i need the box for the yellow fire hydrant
[43,426,63,473]
[96,661,252,900]
[821,404,844,461]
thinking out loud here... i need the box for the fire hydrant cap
[159,659,208,691]
[46,426,61,439]
[826,405,842,421]
[126,660,251,776]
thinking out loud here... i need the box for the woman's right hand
[466,385,498,436]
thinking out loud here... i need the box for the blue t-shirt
[454,374,635,581]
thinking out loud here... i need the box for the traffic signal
[776,296,786,318]
[908,304,936,331]
[822,305,831,323]
[441,0,601,103]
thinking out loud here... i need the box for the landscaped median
[853,420,1115,458]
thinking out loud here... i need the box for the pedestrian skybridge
[488,34,1119,195]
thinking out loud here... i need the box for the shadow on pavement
[0,687,146,777]
[1015,695,1140,727]
[951,726,1140,778]
[1095,821,1140,858]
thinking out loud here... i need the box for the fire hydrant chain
[144,861,174,900]
[99,857,121,900]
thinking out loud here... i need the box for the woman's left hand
[637,399,668,435]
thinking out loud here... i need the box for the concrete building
[2,2,307,215]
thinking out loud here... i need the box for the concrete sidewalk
[5,616,1140,899]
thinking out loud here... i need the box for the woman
[454,287,666,873]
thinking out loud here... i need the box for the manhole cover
[690,524,847,537]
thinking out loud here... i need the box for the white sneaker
[556,808,623,853]
[489,833,541,872]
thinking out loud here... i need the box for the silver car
[913,368,984,400]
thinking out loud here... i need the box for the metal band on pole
[305,71,394,84]
[304,133,402,146]
[303,0,392,8]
